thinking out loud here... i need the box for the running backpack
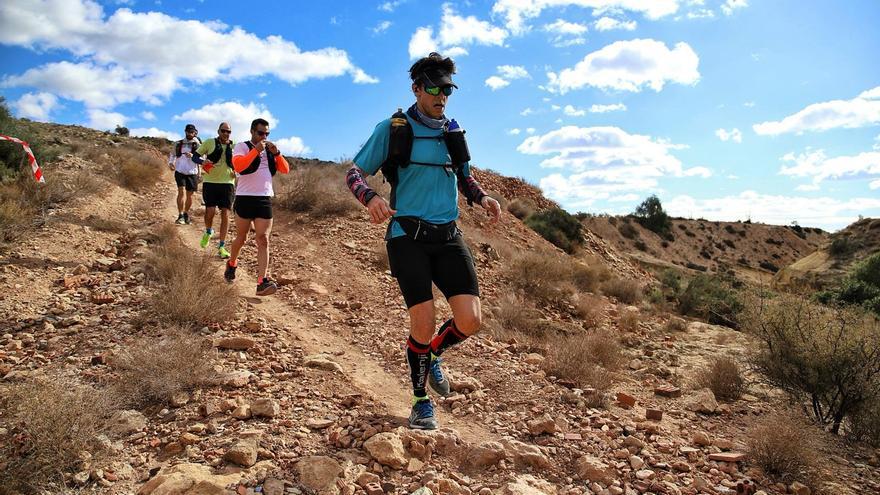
[241,141,277,176]
[380,106,474,204]
[174,139,200,158]
[205,138,233,165]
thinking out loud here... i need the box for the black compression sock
[406,336,431,399]
[430,319,468,356]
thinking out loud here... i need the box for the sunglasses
[424,85,453,96]
[256,130,270,137]
[219,129,231,134]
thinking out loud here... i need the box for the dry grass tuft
[618,307,640,332]
[507,198,535,220]
[543,330,621,392]
[694,356,746,401]
[506,251,577,307]
[144,226,237,325]
[115,149,165,192]
[746,411,821,484]
[573,293,604,329]
[570,255,611,293]
[0,376,115,493]
[110,330,215,407]
[664,316,687,332]
[492,293,545,338]
[277,164,359,218]
[601,277,642,304]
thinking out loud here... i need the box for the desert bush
[617,220,639,239]
[815,252,880,315]
[0,376,115,493]
[618,307,640,332]
[694,356,746,401]
[144,226,238,325]
[491,294,547,340]
[112,147,165,192]
[659,268,682,293]
[277,164,359,218]
[848,397,880,447]
[507,198,535,220]
[634,240,647,251]
[759,260,779,273]
[506,251,577,307]
[0,97,60,178]
[114,125,130,136]
[746,411,820,483]
[601,277,642,304]
[524,207,583,253]
[744,294,880,433]
[543,331,620,391]
[573,293,604,329]
[633,195,673,239]
[664,317,687,332]
[829,236,854,257]
[677,274,742,328]
[110,330,215,407]
[570,255,610,293]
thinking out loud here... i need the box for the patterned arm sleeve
[456,164,488,206]
[346,165,378,207]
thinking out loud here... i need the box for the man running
[168,123,201,224]
[192,122,235,258]
[346,52,501,429]
[224,118,290,296]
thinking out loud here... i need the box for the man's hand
[481,196,501,224]
[366,196,397,224]
[184,152,192,158]
[254,140,266,153]
[265,142,279,156]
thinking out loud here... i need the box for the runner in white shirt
[223,118,290,296]
[168,123,202,224]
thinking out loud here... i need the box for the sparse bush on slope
[747,411,821,484]
[523,207,583,254]
[678,274,743,328]
[277,163,359,218]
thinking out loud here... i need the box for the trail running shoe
[408,399,438,430]
[428,356,452,397]
[256,277,278,296]
[200,232,211,248]
[175,214,185,224]
[217,246,230,259]
[183,213,191,224]
[224,261,236,283]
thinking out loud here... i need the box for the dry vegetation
[144,225,238,325]
[110,330,215,407]
[0,376,115,493]
[618,307,640,332]
[276,163,359,218]
[542,330,622,392]
[746,411,822,484]
[694,356,746,401]
[507,198,535,220]
[113,147,166,192]
[600,277,642,304]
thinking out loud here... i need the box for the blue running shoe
[408,399,437,430]
[428,355,452,397]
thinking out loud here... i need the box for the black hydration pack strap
[206,138,232,165]
[242,141,277,176]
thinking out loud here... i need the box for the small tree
[633,195,672,239]
[115,125,130,136]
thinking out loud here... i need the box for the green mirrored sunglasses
[424,85,454,96]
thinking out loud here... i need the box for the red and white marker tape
[0,134,45,183]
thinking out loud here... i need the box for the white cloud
[507,128,522,135]
[753,86,880,136]
[372,20,392,34]
[683,166,712,177]
[686,9,715,19]
[12,92,59,121]
[874,134,880,151]
[715,127,743,143]
[589,103,627,113]
[274,136,311,156]
[744,101,756,107]
[521,107,534,116]
[563,105,586,116]
[721,0,748,16]
[130,127,178,140]
[544,18,588,45]
[780,149,880,188]
[609,193,639,202]
[409,4,507,59]
[526,128,536,134]
[492,0,679,34]
[0,0,376,110]
[379,0,405,12]
[172,101,276,143]
[87,108,127,130]
[593,17,637,31]
[520,125,703,208]
[666,191,880,231]
[546,39,700,94]
[408,27,438,59]
[870,179,880,190]
[485,76,510,90]
[485,65,530,90]
[140,111,156,121]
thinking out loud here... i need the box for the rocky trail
[1,131,879,495]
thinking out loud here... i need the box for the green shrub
[829,236,854,257]
[744,294,880,434]
[524,207,583,254]
[0,97,58,179]
[815,252,880,315]
[677,274,742,328]
[633,195,672,239]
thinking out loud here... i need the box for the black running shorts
[234,195,273,220]
[202,183,234,209]
[174,171,197,192]
[386,233,480,308]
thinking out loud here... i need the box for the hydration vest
[241,141,277,176]
[174,138,200,157]
[206,138,233,166]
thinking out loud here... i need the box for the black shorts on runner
[234,195,273,220]
[174,171,197,192]
[202,183,234,209]
[386,233,480,308]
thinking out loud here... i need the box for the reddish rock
[616,392,636,408]
[654,385,682,398]
[365,482,384,495]
[708,452,746,462]
[645,409,663,421]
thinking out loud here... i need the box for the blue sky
[1,0,878,230]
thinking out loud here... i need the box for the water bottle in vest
[445,119,470,166]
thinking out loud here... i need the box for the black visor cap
[421,70,458,89]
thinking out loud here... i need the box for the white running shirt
[232,142,275,197]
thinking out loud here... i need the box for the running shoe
[175,214,185,224]
[183,213,191,224]
[408,398,438,430]
[217,246,230,259]
[428,356,452,397]
[255,277,278,296]
[224,261,236,283]
[199,232,211,248]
